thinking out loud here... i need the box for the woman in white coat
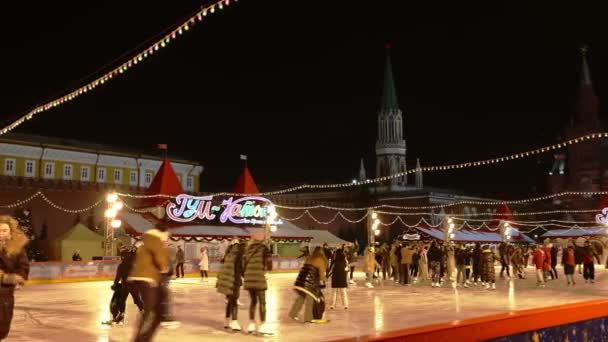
[200,247,209,282]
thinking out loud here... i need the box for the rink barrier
[333,299,608,342]
[26,256,310,284]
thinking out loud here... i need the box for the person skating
[532,244,546,287]
[363,246,377,288]
[380,244,391,280]
[481,245,497,290]
[0,215,29,341]
[290,246,328,325]
[471,243,482,285]
[243,231,274,335]
[128,223,171,342]
[328,248,349,310]
[418,246,429,282]
[562,245,576,285]
[550,243,559,280]
[410,246,420,283]
[498,243,510,279]
[72,249,83,261]
[216,240,245,331]
[542,243,552,281]
[427,241,443,287]
[389,243,400,283]
[582,240,596,284]
[103,247,143,325]
[346,242,358,284]
[455,245,468,288]
[175,246,185,279]
[400,244,414,285]
[199,247,209,282]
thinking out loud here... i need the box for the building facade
[0,133,203,192]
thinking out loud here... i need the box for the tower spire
[359,158,367,181]
[576,45,599,126]
[380,43,399,111]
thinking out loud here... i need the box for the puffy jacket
[216,243,244,297]
[427,246,443,262]
[400,247,414,264]
[294,263,322,302]
[128,229,170,287]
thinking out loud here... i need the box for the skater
[217,240,245,331]
[532,244,546,287]
[243,231,273,335]
[498,243,510,279]
[381,244,391,280]
[390,243,400,283]
[471,243,482,285]
[455,245,468,287]
[363,246,377,288]
[542,243,552,281]
[290,246,327,323]
[562,245,576,285]
[128,223,171,342]
[199,247,209,282]
[550,243,559,280]
[583,240,596,284]
[329,248,349,310]
[400,244,414,285]
[511,247,524,279]
[72,249,82,261]
[0,215,29,341]
[410,246,420,283]
[175,246,185,278]
[481,245,497,290]
[103,247,143,325]
[418,245,429,282]
[428,241,443,287]
[346,242,358,284]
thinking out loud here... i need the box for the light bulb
[112,201,123,211]
[111,219,122,228]
[374,229,380,236]
[105,208,117,218]
[270,225,277,232]
[106,193,118,203]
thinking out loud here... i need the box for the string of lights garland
[373,208,600,217]
[0,191,103,213]
[0,0,238,136]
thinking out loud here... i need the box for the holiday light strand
[206,132,607,196]
[0,0,238,137]
[373,208,600,217]
[0,190,102,213]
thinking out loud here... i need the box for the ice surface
[8,267,608,341]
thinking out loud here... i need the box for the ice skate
[160,320,181,329]
[491,283,496,290]
[255,322,275,336]
[224,318,230,329]
[229,320,241,331]
[365,282,374,288]
[484,283,490,290]
[247,322,256,334]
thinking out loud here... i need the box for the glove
[111,283,118,291]
[1,273,25,286]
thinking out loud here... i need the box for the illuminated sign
[595,207,608,225]
[166,194,283,225]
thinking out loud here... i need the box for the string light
[112,132,608,196]
[0,0,238,137]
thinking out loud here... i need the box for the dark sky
[1,1,606,196]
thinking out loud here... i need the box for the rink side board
[333,299,608,342]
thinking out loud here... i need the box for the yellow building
[0,133,203,192]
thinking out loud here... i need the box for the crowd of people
[2,211,608,341]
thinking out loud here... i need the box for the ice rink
[8,268,608,341]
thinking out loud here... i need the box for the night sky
[1,1,606,196]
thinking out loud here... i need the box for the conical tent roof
[233,166,260,194]
[140,159,184,208]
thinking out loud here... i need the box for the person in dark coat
[72,249,82,261]
[481,245,497,290]
[471,243,482,285]
[0,215,29,341]
[289,247,327,323]
[103,247,143,325]
[328,248,349,310]
[427,241,443,287]
[243,232,273,335]
[217,241,245,331]
[550,244,559,280]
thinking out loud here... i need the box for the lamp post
[444,217,455,244]
[104,192,123,256]
[368,210,380,247]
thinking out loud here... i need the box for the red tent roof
[140,159,184,208]
[233,166,260,194]
[488,203,514,228]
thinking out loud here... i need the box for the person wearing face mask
[0,215,29,341]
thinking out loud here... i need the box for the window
[145,172,152,185]
[97,168,106,183]
[81,166,90,182]
[4,159,15,176]
[44,162,55,179]
[114,169,122,183]
[129,171,138,185]
[186,176,194,191]
[63,164,73,180]
[25,160,35,177]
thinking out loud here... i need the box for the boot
[247,322,256,334]
[256,322,274,336]
[485,283,490,290]
[229,320,241,331]
[224,318,230,329]
[491,283,496,290]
